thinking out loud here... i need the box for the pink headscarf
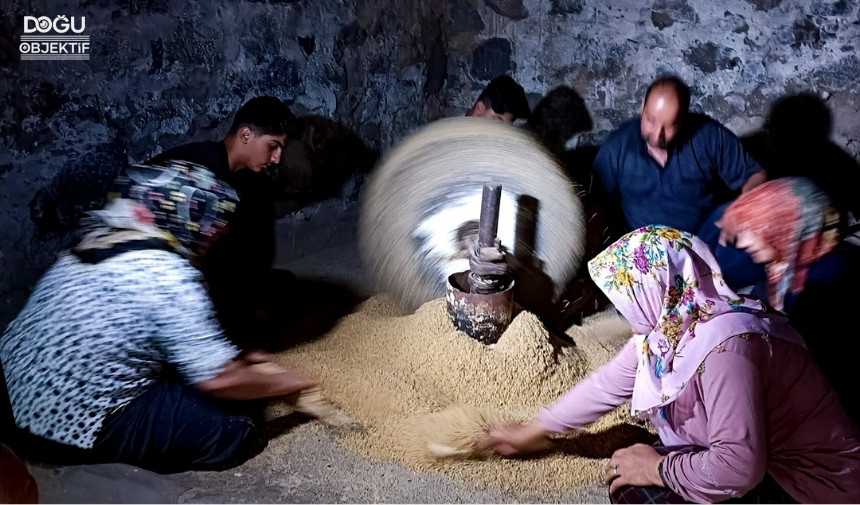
[718,177,840,311]
[588,225,803,417]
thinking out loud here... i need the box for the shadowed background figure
[741,92,860,226]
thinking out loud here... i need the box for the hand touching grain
[478,420,551,457]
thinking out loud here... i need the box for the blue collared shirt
[592,114,763,233]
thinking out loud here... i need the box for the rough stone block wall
[444,0,860,148]
[1,0,858,326]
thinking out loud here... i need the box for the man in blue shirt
[592,75,767,289]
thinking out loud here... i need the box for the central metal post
[446,183,514,345]
[468,184,508,294]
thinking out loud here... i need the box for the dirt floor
[29,200,617,504]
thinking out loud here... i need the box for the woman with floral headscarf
[717,176,860,424]
[0,161,314,474]
[480,225,860,503]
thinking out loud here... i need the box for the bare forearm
[196,360,313,400]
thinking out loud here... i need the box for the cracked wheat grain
[273,294,652,494]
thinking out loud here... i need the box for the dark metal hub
[446,183,514,344]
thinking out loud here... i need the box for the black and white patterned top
[0,249,239,449]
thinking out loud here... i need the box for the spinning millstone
[358,117,588,338]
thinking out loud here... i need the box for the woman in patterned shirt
[0,161,314,473]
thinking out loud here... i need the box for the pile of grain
[273,294,650,494]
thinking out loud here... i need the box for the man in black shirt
[146,96,303,349]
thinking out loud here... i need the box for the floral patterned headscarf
[718,177,840,311]
[74,161,239,260]
[588,225,803,417]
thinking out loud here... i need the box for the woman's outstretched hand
[478,420,551,457]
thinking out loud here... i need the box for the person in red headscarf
[718,176,860,423]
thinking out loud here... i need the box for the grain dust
[273,294,652,495]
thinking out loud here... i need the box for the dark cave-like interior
[2,0,859,502]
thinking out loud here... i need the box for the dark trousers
[610,444,798,504]
[9,379,265,474]
[93,378,265,473]
[610,473,797,504]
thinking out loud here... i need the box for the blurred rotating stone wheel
[359,117,587,321]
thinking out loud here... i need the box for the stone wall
[1,0,858,325]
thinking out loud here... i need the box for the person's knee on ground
[92,380,266,474]
[0,443,39,504]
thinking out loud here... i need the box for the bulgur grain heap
[273,294,651,494]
